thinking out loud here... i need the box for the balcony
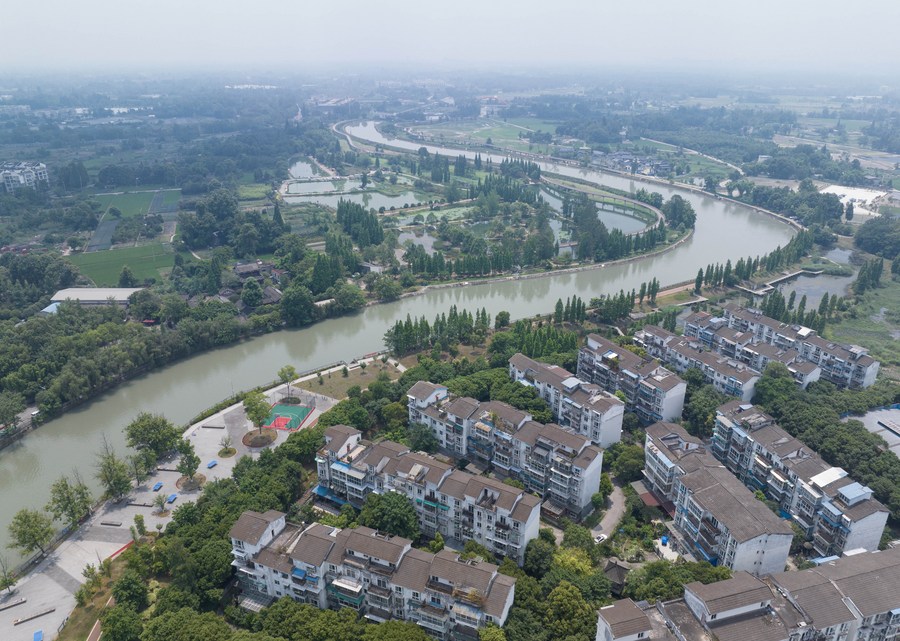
[427,578,455,595]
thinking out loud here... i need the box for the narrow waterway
[0,124,795,562]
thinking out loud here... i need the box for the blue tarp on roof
[313,485,348,505]
[292,568,307,580]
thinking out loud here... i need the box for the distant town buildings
[230,510,516,638]
[577,334,686,423]
[1,161,49,192]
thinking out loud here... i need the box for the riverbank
[372,227,696,307]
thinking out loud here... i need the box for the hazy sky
[3,0,899,76]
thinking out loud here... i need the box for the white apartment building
[1,161,49,192]
[713,401,888,557]
[230,514,516,640]
[315,426,541,564]
[509,353,625,448]
[577,334,686,423]
[644,422,793,575]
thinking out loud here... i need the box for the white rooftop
[51,287,144,302]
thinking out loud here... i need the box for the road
[593,480,627,537]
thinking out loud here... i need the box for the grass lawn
[94,191,156,218]
[69,242,176,285]
[238,184,271,201]
[57,550,129,641]
[297,360,402,399]
[826,274,900,373]
[160,189,182,207]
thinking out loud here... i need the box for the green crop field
[160,189,182,207]
[94,191,156,218]
[69,242,176,285]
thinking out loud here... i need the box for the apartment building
[315,426,541,564]
[406,387,606,522]
[509,353,624,448]
[230,513,516,639]
[1,161,49,192]
[621,547,900,641]
[643,422,793,575]
[713,401,888,557]
[577,334,686,423]
[635,327,760,401]
[718,305,880,388]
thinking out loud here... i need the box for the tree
[176,439,201,482]
[281,284,317,327]
[598,472,614,501]
[124,412,180,460]
[428,532,445,553]
[523,537,555,579]
[243,391,270,434]
[8,508,54,555]
[0,391,25,430]
[611,444,646,482]
[694,268,704,293]
[99,605,142,641]
[363,620,432,641]
[278,364,298,400]
[495,311,511,329]
[358,491,419,540]
[95,437,132,501]
[46,473,93,529]
[0,556,15,594]
[544,580,596,640]
[111,568,149,611]
[153,493,168,514]
[118,265,138,288]
[479,625,507,641]
[241,278,263,307]
[408,422,439,453]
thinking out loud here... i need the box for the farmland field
[69,242,177,285]
[93,191,157,218]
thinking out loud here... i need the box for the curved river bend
[0,124,794,559]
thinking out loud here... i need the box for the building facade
[712,401,888,557]
[1,161,49,192]
[643,422,793,575]
[230,513,516,639]
[315,426,541,564]
[509,353,625,448]
[577,334,686,423]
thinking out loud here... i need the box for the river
[0,123,795,562]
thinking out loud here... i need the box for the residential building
[643,422,792,574]
[719,305,880,388]
[314,426,541,564]
[635,328,760,401]
[230,514,516,639]
[673,463,793,575]
[629,547,900,641]
[1,161,49,192]
[577,334,686,423]
[596,598,662,641]
[642,422,714,505]
[509,353,624,448]
[713,401,888,557]
[406,386,606,522]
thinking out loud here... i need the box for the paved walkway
[1,372,344,641]
[592,481,627,537]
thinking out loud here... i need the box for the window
[710,614,717,621]
[395,586,403,594]
[413,591,420,600]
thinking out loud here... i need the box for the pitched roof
[598,599,653,638]
[407,380,446,401]
[229,510,285,544]
[685,571,771,614]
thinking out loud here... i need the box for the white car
[594,533,608,543]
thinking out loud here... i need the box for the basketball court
[264,404,313,431]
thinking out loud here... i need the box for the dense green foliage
[753,363,900,520]
[854,216,900,259]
